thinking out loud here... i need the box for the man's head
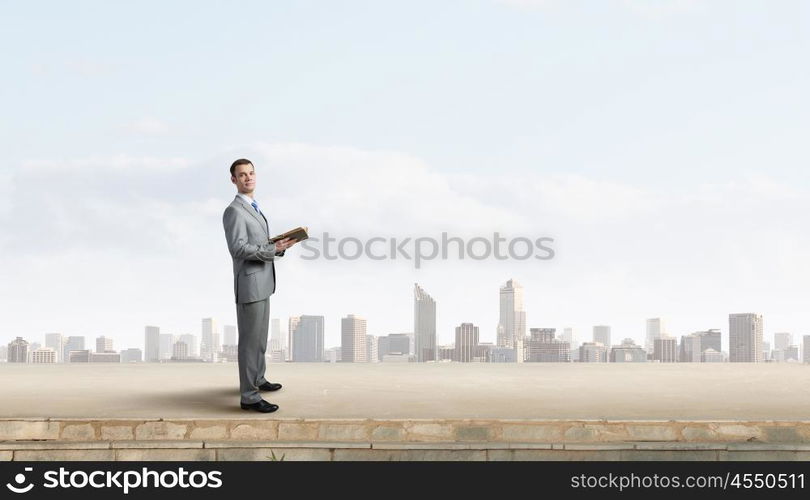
[230,158,255,195]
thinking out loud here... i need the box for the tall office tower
[497,279,526,360]
[592,325,611,347]
[414,283,437,362]
[201,318,219,362]
[341,315,368,363]
[270,318,283,351]
[96,336,114,353]
[527,328,570,362]
[158,334,175,361]
[774,332,792,352]
[378,333,411,361]
[804,336,810,364]
[8,337,29,363]
[121,348,143,363]
[578,342,608,363]
[31,347,56,364]
[63,336,85,363]
[560,327,575,346]
[702,348,723,362]
[610,338,647,362]
[366,335,379,363]
[645,318,665,354]
[292,315,325,362]
[172,341,189,360]
[679,334,702,362]
[653,336,678,362]
[696,329,722,354]
[454,323,480,362]
[729,313,763,362]
[144,326,160,362]
[178,334,198,358]
[45,333,64,362]
[223,325,237,346]
[288,316,301,361]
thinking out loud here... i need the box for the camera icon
[6,467,34,494]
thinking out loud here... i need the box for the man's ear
[231,176,236,185]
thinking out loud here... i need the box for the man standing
[223,158,296,413]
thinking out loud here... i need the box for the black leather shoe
[240,400,279,413]
[259,382,283,391]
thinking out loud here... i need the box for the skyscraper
[593,325,611,347]
[45,333,64,363]
[414,283,436,362]
[455,323,480,362]
[366,335,379,363]
[270,318,283,351]
[774,332,792,351]
[292,315,325,362]
[121,348,143,363]
[579,342,607,363]
[645,318,665,354]
[178,334,198,358]
[729,313,763,362]
[201,318,219,362]
[527,328,570,362]
[144,326,160,362]
[223,325,237,346]
[157,334,174,361]
[8,337,29,363]
[341,314,367,363]
[654,336,678,363]
[96,336,114,353]
[63,336,85,363]
[498,280,526,360]
[610,339,647,362]
[288,316,301,361]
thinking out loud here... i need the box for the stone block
[230,422,278,440]
[0,451,11,461]
[405,423,454,441]
[502,424,564,442]
[371,425,406,441]
[189,425,228,440]
[318,424,370,441]
[111,440,203,449]
[622,450,719,461]
[564,424,627,442]
[278,422,319,441]
[511,450,623,461]
[455,426,493,442]
[116,449,215,461]
[715,424,763,441]
[14,450,116,461]
[0,420,59,440]
[681,425,718,441]
[216,447,332,461]
[101,425,135,441]
[135,422,188,440]
[624,425,679,441]
[61,423,97,440]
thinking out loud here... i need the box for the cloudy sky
[1,0,808,351]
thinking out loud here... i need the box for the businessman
[222,158,296,413]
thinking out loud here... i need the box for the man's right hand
[274,237,297,253]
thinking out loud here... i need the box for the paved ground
[1,362,809,420]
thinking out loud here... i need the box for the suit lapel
[234,196,269,236]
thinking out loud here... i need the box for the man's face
[231,163,256,194]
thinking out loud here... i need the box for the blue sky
[1,1,808,351]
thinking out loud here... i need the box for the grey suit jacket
[222,195,283,304]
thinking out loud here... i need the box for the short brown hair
[230,158,253,176]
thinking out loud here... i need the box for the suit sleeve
[223,206,278,262]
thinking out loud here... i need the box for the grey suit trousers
[236,297,270,404]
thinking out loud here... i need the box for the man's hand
[274,237,297,253]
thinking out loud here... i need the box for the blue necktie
[251,200,260,214]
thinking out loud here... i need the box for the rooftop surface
[1,362,809,420]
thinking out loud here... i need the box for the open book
[269,226,309,243]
